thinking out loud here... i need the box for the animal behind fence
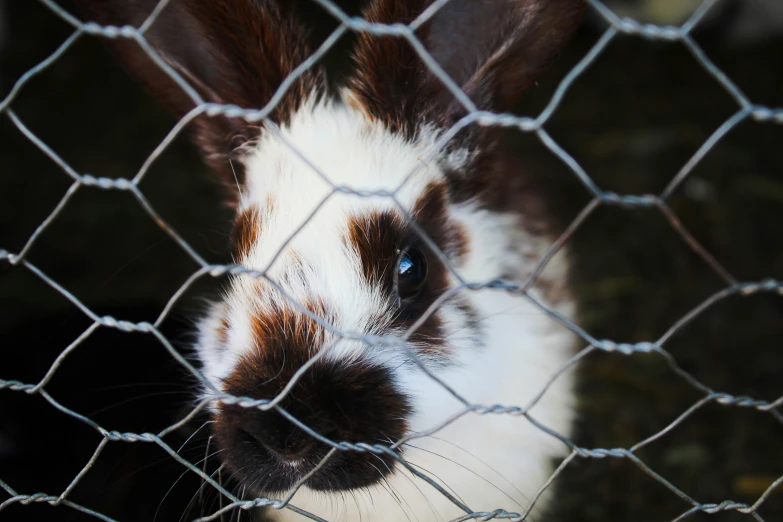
[1,0,782,521]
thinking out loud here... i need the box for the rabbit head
[80,0,585,519]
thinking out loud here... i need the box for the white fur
[195,92,577,521]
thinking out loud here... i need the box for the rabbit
[79,0,586,520]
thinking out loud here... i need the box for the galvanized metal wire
[2,0,782,520]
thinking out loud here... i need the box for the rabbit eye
[396,247,427,299]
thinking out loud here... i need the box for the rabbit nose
[242,409,327,463]
[215,355,411,492]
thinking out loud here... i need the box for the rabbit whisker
[232,484,247,522]
[229,159,244,205]
[197,435,214,511]
[407,441,523,512]
[178,420,214,455]
[444,301,538,342]
[348,488,361,522]
[392,457,440,522]
[163,447,223,522]
[425,434,537,510]
[370,455,416,522]
[183,463,224,522]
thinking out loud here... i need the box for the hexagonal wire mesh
[1,0,782,521]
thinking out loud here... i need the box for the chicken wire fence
[1,0,782,521]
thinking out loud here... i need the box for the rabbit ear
[349,0,585,138]
[76,0,323,184]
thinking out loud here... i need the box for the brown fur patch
[343,183,477,357]
[230,207,263,261]
[264,193,277,214]
[221,299,331,402]
[184,0,322,124]
[216,315,231,349]
[413,182,469,260]
[249,299,328,360]
[346,211,404,293]
[349,0,438,138]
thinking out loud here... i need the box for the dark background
[1,1,782,521]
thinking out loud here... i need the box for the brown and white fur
[80,0,586,520]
